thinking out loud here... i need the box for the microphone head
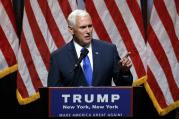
[81,48,89,57]
[74,48,89,70]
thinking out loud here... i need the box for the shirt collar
[73,40,92,58]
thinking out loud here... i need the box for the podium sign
[49,87,133,117]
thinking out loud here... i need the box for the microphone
[74,48,89,70]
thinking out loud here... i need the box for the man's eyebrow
[79,24,92,28]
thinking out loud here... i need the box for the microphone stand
[68,48,89,86]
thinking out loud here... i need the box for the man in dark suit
[47,9,133,87]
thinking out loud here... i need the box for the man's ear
[68,26,74,35]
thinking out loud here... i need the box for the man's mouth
[84,35,91,40]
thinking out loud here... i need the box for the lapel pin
[95,52,99,55]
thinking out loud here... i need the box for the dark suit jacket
[47,39,133,87]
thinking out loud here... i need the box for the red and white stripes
[85,0,147,84]
[0,0,19,78]
[146,0,179,115]
[17,0,77,104]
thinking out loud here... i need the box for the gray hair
[67,9,90,27]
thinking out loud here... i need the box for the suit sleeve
[112,45,133,86]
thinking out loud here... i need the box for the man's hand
[119,52,132,71]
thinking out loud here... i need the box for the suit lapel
[67,40,88,86]
[67,40,78,65]
[92,40,101,85]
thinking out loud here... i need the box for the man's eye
[80,26,86,29]
[80,25,92,29]
[88,25,92,28]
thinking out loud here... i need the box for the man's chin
[82,41,91,47]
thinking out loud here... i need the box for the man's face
[71,15,93,47]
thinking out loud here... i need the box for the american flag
[0,0,19,79]
[17,0,147,105]
[16,0,77,104]
[145,0,179,116]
